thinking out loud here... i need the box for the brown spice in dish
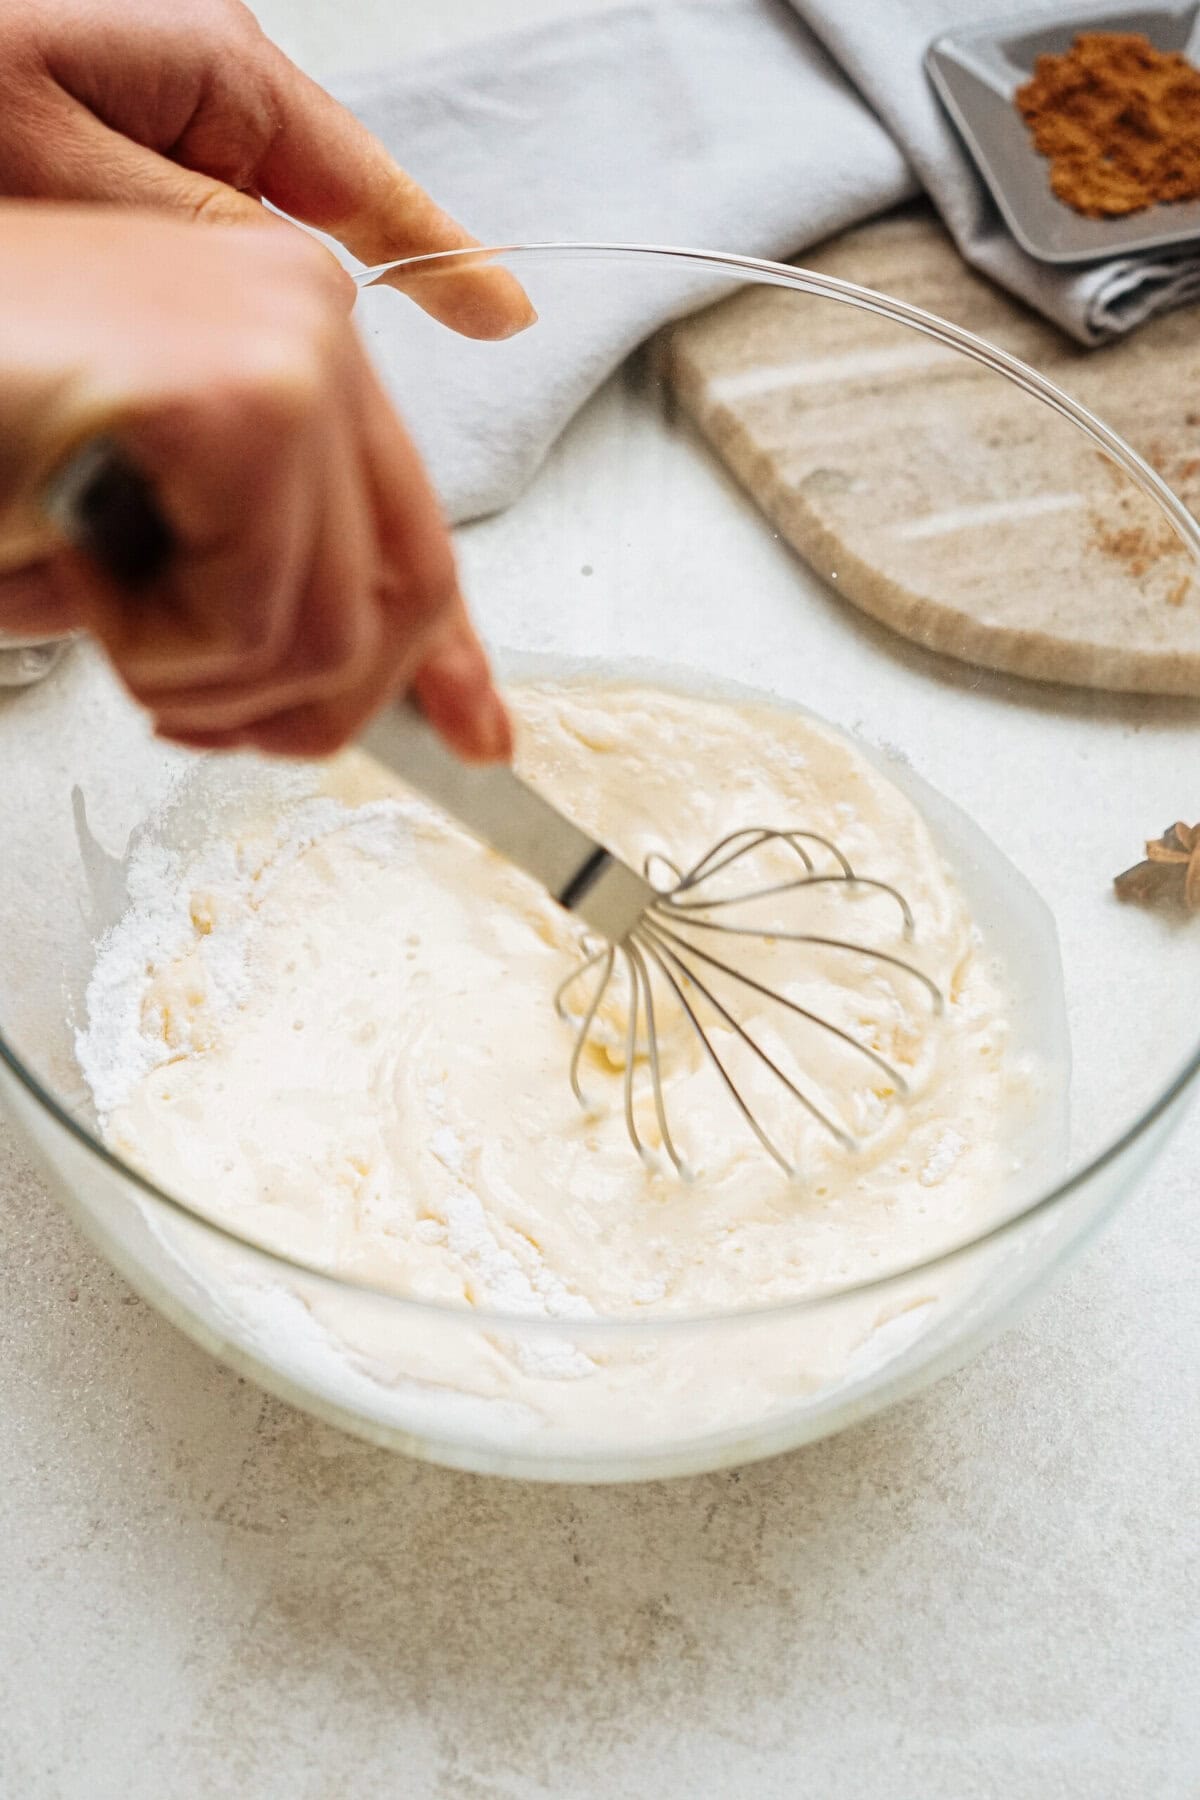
[1115,820,1200,910]
[1016,32,1200,218]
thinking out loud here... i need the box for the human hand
[0,0,533,340]
[0,206,512,762]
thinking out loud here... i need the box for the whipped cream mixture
[80,683,1029,1338]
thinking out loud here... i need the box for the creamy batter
[80,683,1031,1339]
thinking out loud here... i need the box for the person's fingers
[0,192,510,765]
[157,727,246,751]
[251,44,535,341]
[150,401,380,735]
[231,605,512,762]
[0,11,532,337]
[4,85,271,229]
[206,398,459,759]
[0,557,81,637]
[413,603,514,763]
[350,342,512,751]
[44,71,531,337]
[81,352,322,694]
[351,358,460,646]
[353,360,459,642]
[234,670,398,758]
[163,340,512,764]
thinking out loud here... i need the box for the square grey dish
[927,1,1200,264]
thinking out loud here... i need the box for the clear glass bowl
[2,242,1198,1483]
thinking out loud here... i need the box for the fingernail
[452,267,538,340]
[454,293,538,342]
[496,300,539,340]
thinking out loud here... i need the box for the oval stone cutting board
[664,205,1200,696]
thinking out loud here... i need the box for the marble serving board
[664,205,1200,696]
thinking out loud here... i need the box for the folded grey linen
[340,0,1200,526]
[791,0,1200,343]
[337,0,915,521]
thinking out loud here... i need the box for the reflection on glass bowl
[1,243,1198,1482]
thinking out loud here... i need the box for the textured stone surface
[667,205,1200,694]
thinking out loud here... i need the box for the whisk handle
[359,701,654,942]
[43,438,174,587]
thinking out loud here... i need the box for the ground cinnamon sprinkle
[1087,447,1196,605]
[1016,31,1200,217]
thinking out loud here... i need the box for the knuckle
[316,628,366,695]
[181,566,291,674]
[187,186,255,229]
[188,0,267,55]
[394,550,458,632]
[287,227,349,287]
[256,226,354,309]
[205,301,344,428]
[216,337,328,440]
[217,0,269,44]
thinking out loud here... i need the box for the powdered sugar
[76,781,597,1348]
[76,772,601,1401]
[920,1128,968,1188]
[75,793,415,1121]
[424,1083,596,1337]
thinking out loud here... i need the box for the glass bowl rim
[4,237,1198,1335]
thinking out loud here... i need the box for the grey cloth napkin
[340,0,915,521]
[339,0,1200,526]
[791,0,1200,343]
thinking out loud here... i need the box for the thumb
[249,47,536,342]
[20,91,272,230]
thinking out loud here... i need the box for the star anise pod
[1114,821,1200,912]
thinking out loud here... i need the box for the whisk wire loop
[556,825,945,1177]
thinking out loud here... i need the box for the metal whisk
[361,704,944,1177]
[554,826,943,1177]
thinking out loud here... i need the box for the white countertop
[1,4,1198,1795]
